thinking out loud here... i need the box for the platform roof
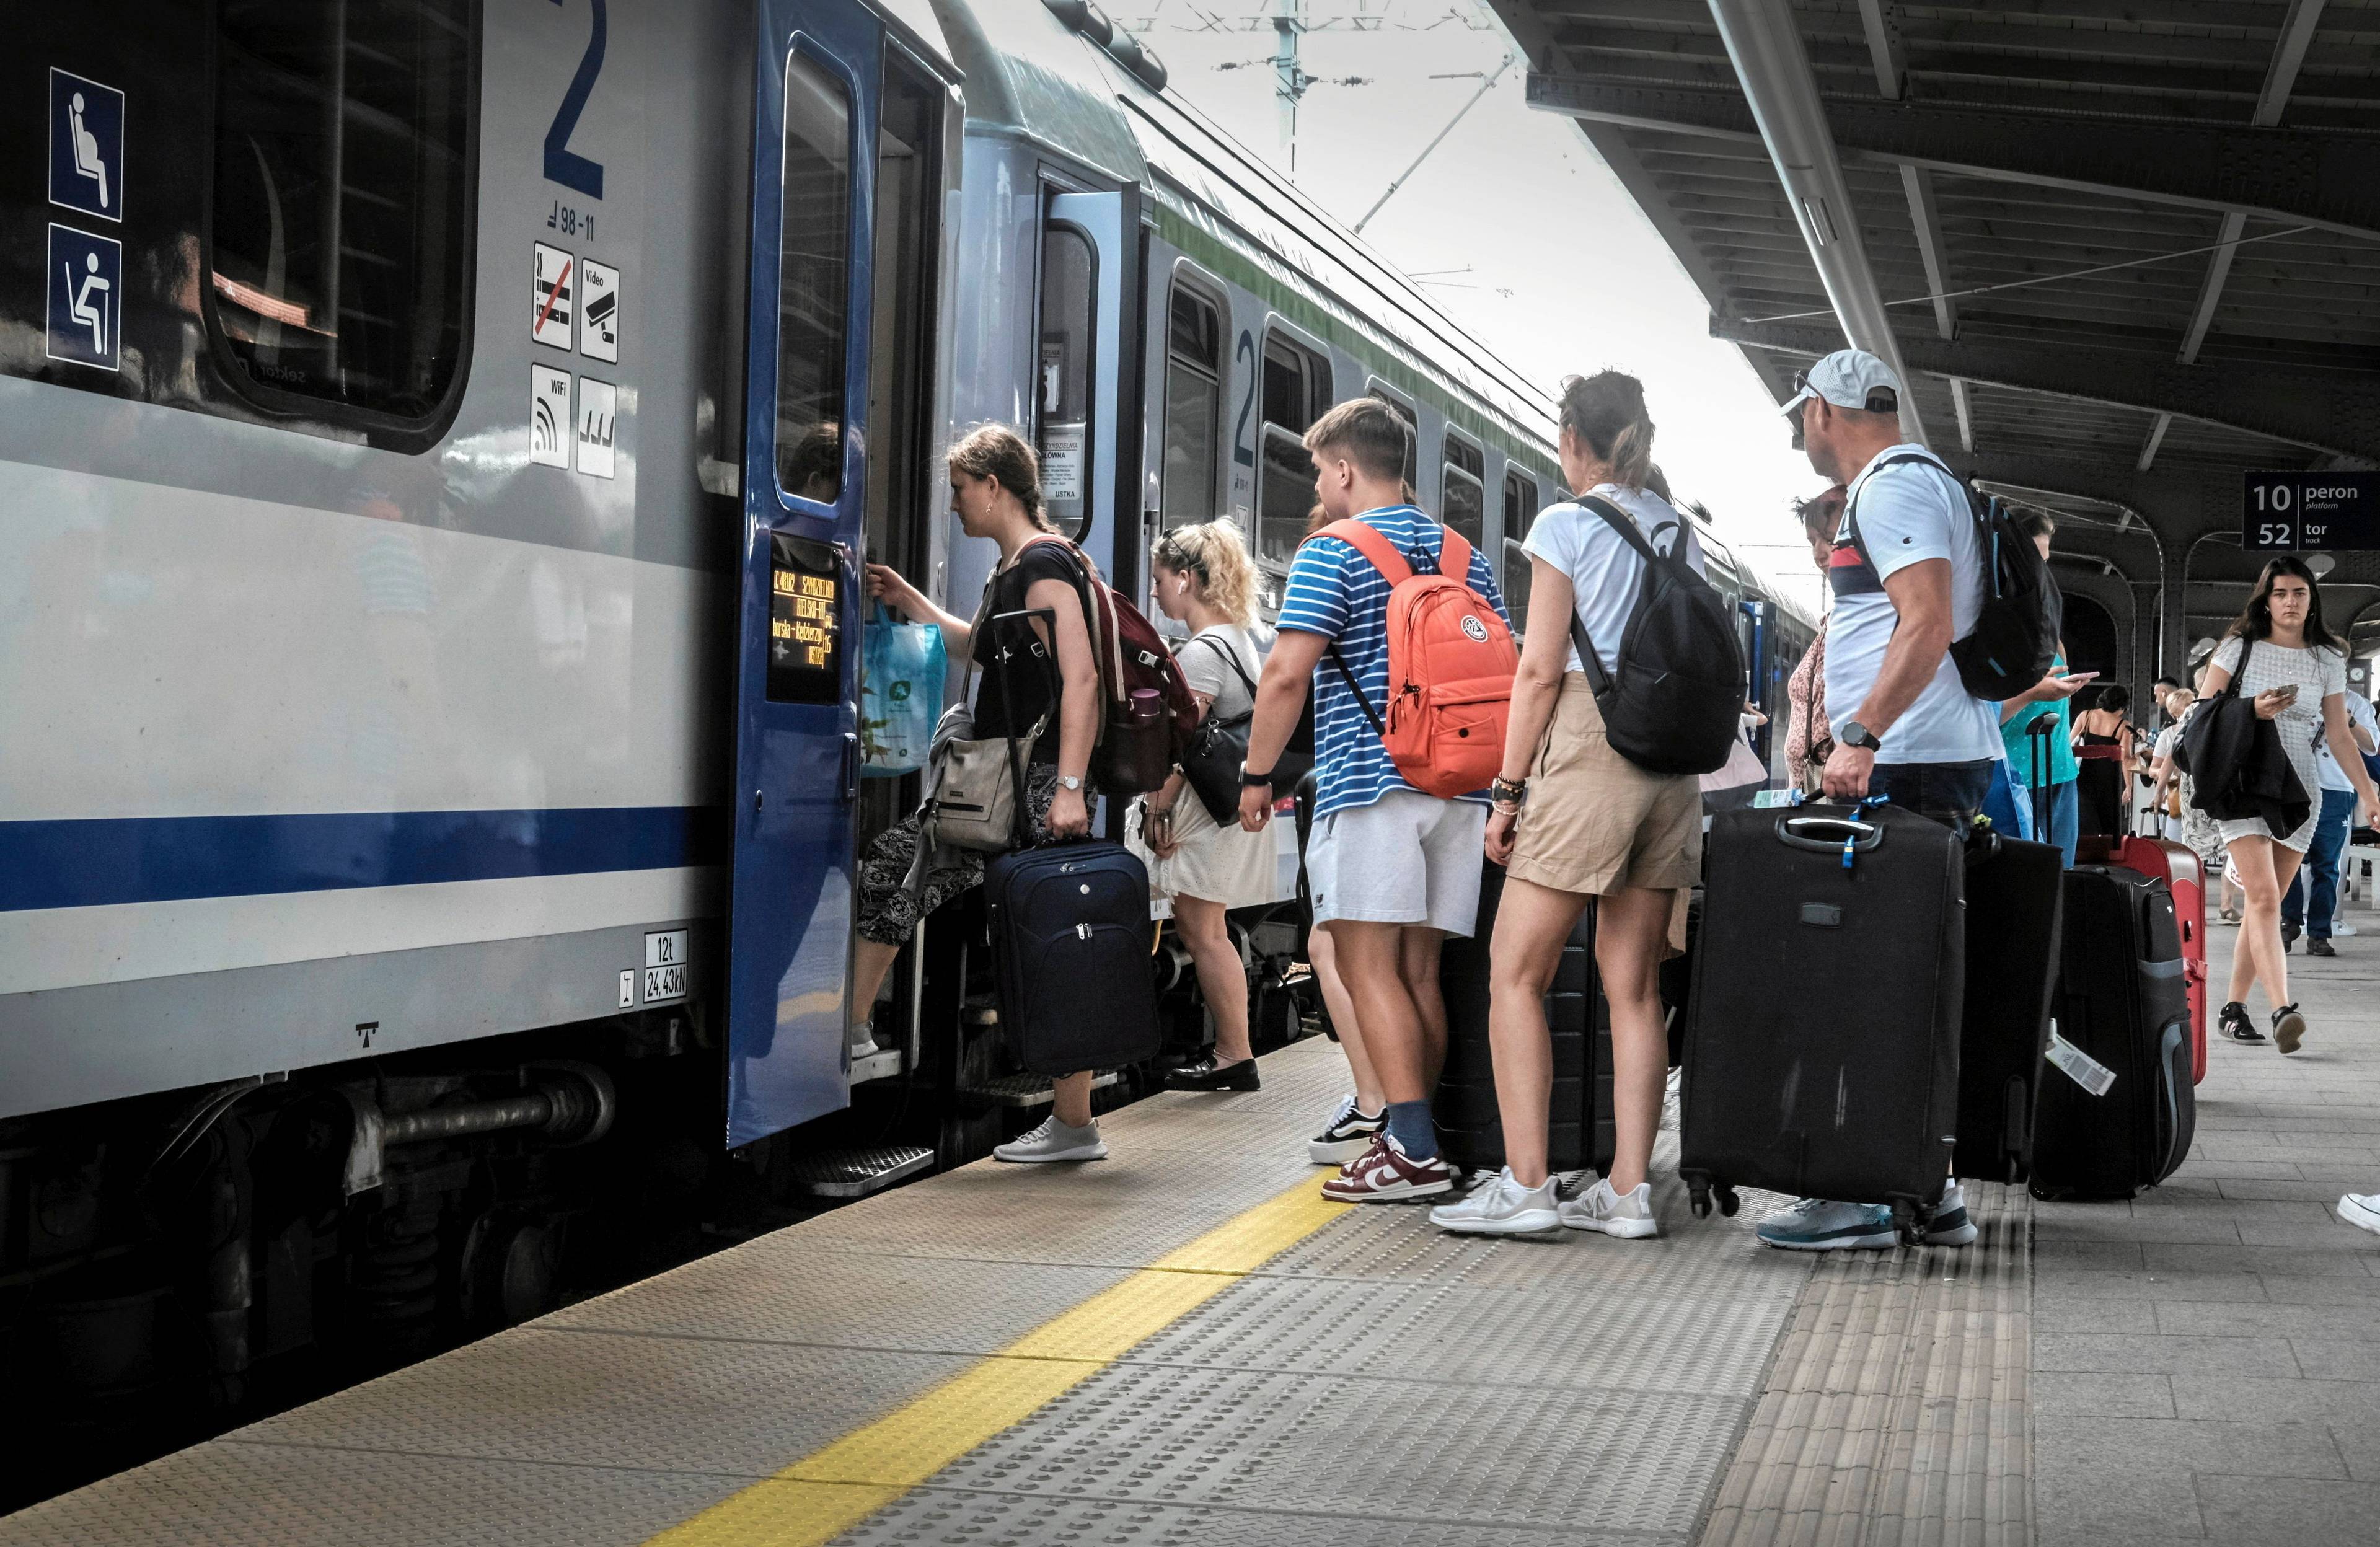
[1497,0,2380,661]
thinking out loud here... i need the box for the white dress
[2206,635,2347,853]
[1148,626,1285,909]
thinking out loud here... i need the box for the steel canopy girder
[1524,71,2380,240]
[1712,315,2380,463]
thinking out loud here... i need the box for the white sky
[1114,0,1833,613]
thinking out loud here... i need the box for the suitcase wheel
[1686,1176,1712,1219]
[1714,1185,1739,1219]
[1890,1199,1919,1248]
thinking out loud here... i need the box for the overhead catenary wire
[1745,223,2320,326]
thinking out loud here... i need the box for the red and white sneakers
[1321,1133,1454,1203]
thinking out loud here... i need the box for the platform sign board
[2244,471,2380,552]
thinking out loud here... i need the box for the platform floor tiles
[2034,920,2380,1547]
[22,914,2380,1546]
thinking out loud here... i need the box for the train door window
[209,0,476,428]
[1364,381,1419,491]
[1161,281,1223,524]
[1038,223,1097,538]
[1442,433,1484,551]
[1255,329,1329,580]
[1502,467,1538,623]
[773,50,855,505]
[858,50,946,852]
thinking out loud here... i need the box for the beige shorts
[1507,674,1701,953]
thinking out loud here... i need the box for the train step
[958,1071,1121,1108]
[787,1144,935,1199]
[848,1046,903,1085]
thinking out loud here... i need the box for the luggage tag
[2045,1028,2117,1096]
[1752,788,1798,809]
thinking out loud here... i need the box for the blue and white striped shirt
[1278,505,1512,818]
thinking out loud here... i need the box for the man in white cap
[1756,347,1993,1253]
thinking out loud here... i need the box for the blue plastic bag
[859,606,946,777]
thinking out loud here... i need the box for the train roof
[932,0,1561,471]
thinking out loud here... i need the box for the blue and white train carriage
[0,0,1806,1443]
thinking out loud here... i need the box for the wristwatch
[1491,778,1528,808]
[1240,764,1276,788]
[1838,721,1882,752]
[1056,774,1084,791]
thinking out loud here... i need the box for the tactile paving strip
[834,1487,1678,1546]
[1696,1181,2034,1547]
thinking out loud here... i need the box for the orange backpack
[1320,519,1517,799]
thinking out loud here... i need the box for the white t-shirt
[2310,674,2375,792]
[1823,446,2001,766]
[1520,484,1708,677]
[1176,624,1262,716]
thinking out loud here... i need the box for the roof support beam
[2174,2,2322,364]
[1949,377,1974,454]
[2137,413,2174,474]
[1524,72,2380,240]
[1854,0,1905,99]
[1701,0,1927,443]
[1713,314,2380,462]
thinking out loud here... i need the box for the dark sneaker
[2273,1002,2307,1055]
[1165,1056,1261,1093]
[2309,937,2338,958]
[2219,1002,2267,1044]
[1321,1133,1453,1203]
[1308,1096,1384,1165]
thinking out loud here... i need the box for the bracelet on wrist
[1240,765,1276,788]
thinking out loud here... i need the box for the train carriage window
[1366,382,1418,490]
[1442,433,1484,551]
[1162,283,1222,523]
[210,0,475,427]
[1038,225,1097,537]
[1502,467,1538,624]
[774,51,855,505]
[1254,330,1330,583]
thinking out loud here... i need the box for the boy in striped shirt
[1236,398,1512,1201]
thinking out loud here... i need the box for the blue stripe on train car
[0,806,728,912]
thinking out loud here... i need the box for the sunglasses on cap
[1789,369,1900,415]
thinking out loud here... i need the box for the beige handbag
[915,588,1046,854]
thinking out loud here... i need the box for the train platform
[8,927,2380,1547]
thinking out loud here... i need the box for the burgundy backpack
[1025,537,1197,795]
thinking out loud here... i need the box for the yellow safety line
[645,1178,1351,1547]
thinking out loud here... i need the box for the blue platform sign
[50,69,125,222]
[47,224,121,372]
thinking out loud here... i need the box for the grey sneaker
[1559,1177,1660,1239]
[1428,1167,1560,1236]
[994,1116,1108,1163]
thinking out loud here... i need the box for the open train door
[1038,188,1145,593]
[725,0,933,1145]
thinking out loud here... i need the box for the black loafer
[1165,1056,1261,1093]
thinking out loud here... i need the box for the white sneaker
[1755,1196,1897,1251]
[1559,1177,1660,1238]
[2338,1193,2380,1237]
[994,1116,1108,1163]
[1427,1167,1560,1236]
[2335,922,2358,938]
[1923,1183,1978,1246]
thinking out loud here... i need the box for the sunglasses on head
[1791,369,1899,415]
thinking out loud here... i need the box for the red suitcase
[2117,835,2208,1083]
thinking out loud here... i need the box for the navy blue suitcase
[984,841,1161,1075]
[1680,801,1964,1240]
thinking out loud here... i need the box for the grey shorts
[1305,787,1488,937]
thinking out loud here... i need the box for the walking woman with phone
[2200,557,2380,1054]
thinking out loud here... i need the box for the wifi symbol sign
[530,366,572,469]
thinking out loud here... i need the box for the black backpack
[1566,496,1746,776]
[1849,453,2060,703]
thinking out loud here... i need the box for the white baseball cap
[1781,349,1904,416]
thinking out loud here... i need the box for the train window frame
[772,39,863,513]
[1161,265,1227,527]
[1254,321,1332,591]
[1442,429,1485,552]
[200,0,485,452]
[1501,464,1540,615]
[1034,209,1101,541]
[1364,379,1419,490]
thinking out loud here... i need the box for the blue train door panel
[1038,189,1144,588]
[726,0,884,1146]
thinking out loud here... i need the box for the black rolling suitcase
[977,607,1161,1075]
[2030,866,2195,1199]
[1680,801,1963,1239]
[1437,862,1610,1177]
[1954,832,2062,1183]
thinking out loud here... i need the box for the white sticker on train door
[576,377,616,478]
[531,364,573,468]
[1043,423,1086,502]
[532,242,574,349]
[643,930,689,1005]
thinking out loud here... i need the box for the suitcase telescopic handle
[1777,814,1885,854]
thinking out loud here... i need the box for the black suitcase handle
[1776,813,1886,855]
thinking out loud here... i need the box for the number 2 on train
[544,0,607,200]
